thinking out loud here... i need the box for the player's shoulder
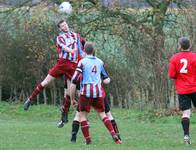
[171,51,196,62]
[78,56,88,64]
[56,32,64,39]
[189,51,196,58]
[95,56,104,63]
[93,57,104,66]
[172,51,181,56]
[191,51,196,62]
[78,58,85,64]
[169,53,181,64]
[69,31,77,36]
[57,32,64,36]
[191,51,196,55]
[76,32,81,37]
[170,52,184,60]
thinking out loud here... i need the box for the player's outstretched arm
[70,83,78,108]
[56,36,77,54]
[70,69,81,108]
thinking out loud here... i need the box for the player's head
[57,20,69,33]
[179,37,190,51]
[84,42,95,55]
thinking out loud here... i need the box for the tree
[0,0,195,109]
[74,0,194,108]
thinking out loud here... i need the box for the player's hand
[70,48,77,54]
[71,99,78,108]
[103,78,110,84]
[60,105,65,112]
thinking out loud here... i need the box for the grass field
[0,102,196,150]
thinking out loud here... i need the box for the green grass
[0,102,196,150]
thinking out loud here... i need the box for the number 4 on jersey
[180,58,188,73]
[92,65,97,74]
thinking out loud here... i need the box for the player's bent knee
[182,109,191,118]
[73,111,80,121]
[99,112,107,120]
[79,112,88,122]
[41,75,55,86]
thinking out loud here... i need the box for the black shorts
[178,92,196,111]
[104,96,110,113]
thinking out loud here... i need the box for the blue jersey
[71,55,109,98]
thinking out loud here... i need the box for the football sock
[62,95,71,112]
[111,119,121,139]
[61,112,68,122]
[111,120,120,134]
[29,83,44,101]
[181,117,190,136]
[81,120,91,141]
[102,117,115,136]
[71,120,80,136]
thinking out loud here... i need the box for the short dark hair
[84,42,95,54]
[179,37,190,50]
[57,20,66,28]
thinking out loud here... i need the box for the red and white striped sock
[102,117,115,136]
[62,95,71,112]
[29,83,44,101]
[81,120,91,142]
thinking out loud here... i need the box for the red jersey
[168,51,196,94]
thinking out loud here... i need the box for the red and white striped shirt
[56,31,85,62]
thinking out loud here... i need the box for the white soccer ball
[58,2,72,14]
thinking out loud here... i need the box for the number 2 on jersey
[92,65,97,74]
[180,58,188,73]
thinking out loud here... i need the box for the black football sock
[111,119,121,140]
[181,117,190,136]
[61,112,68,123]
[71,120,80,142]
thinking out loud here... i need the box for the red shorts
[79,95,104,113]
[48,58,77,80]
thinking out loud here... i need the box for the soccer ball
[58,2,72,14]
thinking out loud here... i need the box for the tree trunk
[43,88,47,105]
[0,84,2,101]
[53,84,57,105]
[37,95,40,105]
[19,90,25,102]
[57,88,62,106]
[151,34,168,108]
[9,87,13,101]
[148,1,171,109]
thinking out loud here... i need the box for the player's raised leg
[58,79,73,128]
[24,74,55,111]
[57,94,70,127]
